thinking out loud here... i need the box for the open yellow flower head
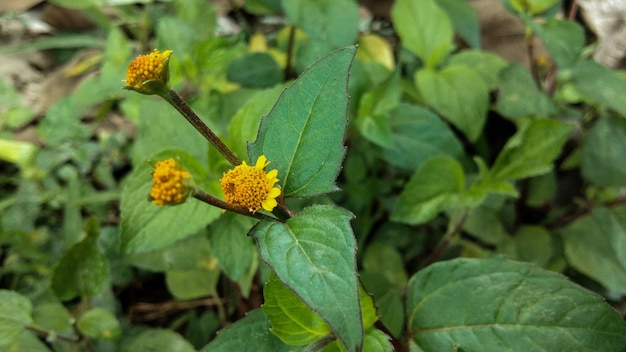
[150,158,193,206]
[220,155,281,213]
[124,49,173,95]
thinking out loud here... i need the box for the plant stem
[192,188,281,222]
[161,89,241,166]
[420,210,468,269]
[26,325,81,344]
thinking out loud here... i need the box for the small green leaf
[581,115,626,187]
[569,60,626,117]
[51,218,109,301]
[200,309,292,351]
[127,233,213,272]
[0,331,48,352]
[263,274,331,345]
[360,271,404,338]
[120,149,221,254]
[226,53,283,88]
[532,19,584,68]
[562,206,626,295]
[382,104,464,170]
[448,50,508,89]
[248,47,356,197]
[208,213,258,281]
[322,328,392,352]
[498,225,553,267]
[495,63,557,119]
[508,0,559,14]
[251,205,362,351]
[362,243,408,288]
[356,71,400,148]
[77,308,121,340]
[0,290,32,346]
[391,156,465,225]
[416,66,489,141]
[282,0,358,48]
[32,303,71,333]
[435,0,480,48]
[391,0,455,67]
[407,257,626,351]
[127,329,195,352]
[491,118,573,180]
[166,269,219,300]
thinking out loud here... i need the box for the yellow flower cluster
[220,155,281,213]
[150,158,192,206]
[124,49,172,94]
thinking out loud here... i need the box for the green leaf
[581,115,626,187]
[248,47,355,197]
[532,19,585,68]
[391,0,455,68]
[76,308,121,340]
[127,233,213,272]
[382,104,464,170]
[391,156,465,225]
[120,149,221,254]
[562,206,626,295]
[251,205,362,351]
[435,0,480,48]
[166,269,219,300]
[508,0,559,14]
[448,50,508,89]
[498,225,553,267]
[200,309,293,351]
[263,274,331,345]
[282,0,358,48]
[226,53,283,88]
[355,71,400,148]
[32,303,71,333]
[495,63,557,119]
[491,118,573,180]
[360,271,404,338]
[0,331,48,352]
[208,213,257,281]
[322,328,392,352]
[416,66,489,141]
[0,290,32,346]
[127,329,195,352]
[362,243,408,288]
[569,60,626,117]
[407,257,626,351]
[51,218,109,301]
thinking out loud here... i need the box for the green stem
[161,89,241,166]
[193,188,280,222]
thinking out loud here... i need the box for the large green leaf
[226,53,283,88]
[416,66,489,141]
[495,63,557,119]
[251,205,362,351]
[127,329,195,352]
[76,308,121,340]
[532,19,584,68]
[581,115,626,187]
[200,309,294,351]
[0,290,32,346]
[127,233,213,272]
[391,0,455,68]
[435,0,480,48]
[562,206,626,295]
[391,156,465,225]
[51,218,109,301]
[248,47,355,197]
[569,60,626,117]
[282,0,358,48]
[120,149,221,254]
[382,104,464,170]
[448,51,507,89]
[407,257,626,351]
[490,118,573,180]
[207,212,258,281]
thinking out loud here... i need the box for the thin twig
[193,188,281,222]
[420,210,469,269]
[26,325,81,344]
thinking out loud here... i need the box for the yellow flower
[220,155,281,213]
[150,158,192,206]
[124,49,173,95]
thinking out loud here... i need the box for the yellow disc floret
[150,158,192,206]
[220,155,281,213]
[124,49,173,94]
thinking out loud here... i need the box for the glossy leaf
[392,156,465,225]
[0,290,32,346]
[200,309,293,351]
[391,0,454,68]
[495,63,557,119]
[407,257,626,351]
[251,205,362,351]
[51,218,109,301]
[77,308,121,340]
[248,46,355,197]
[562,206,626,295]
[416,66,489,141]
[282,0,358,48]
[581,115,626,187]
[120,149,221,254]
[382,104,463,170]
[490,118,573,180]
[569,60,626,117]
